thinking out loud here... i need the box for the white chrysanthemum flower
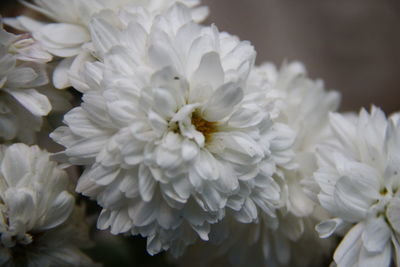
[313,107,400,267]
[175,62,339,266]
[0,24,53,144]
[5,0,208,89]
[51,4,295,256]
[0,143,96,266]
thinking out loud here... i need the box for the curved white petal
[334,223,364,267]
[5,88,51,117]
[202,82,243,121]
[362,216,391,253]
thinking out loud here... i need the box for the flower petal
[387,198,400,234]
[334,223,364,267]
[1,143,32,187]
[53,57,74,89]
[202,82,243,121]
[193,149,219,181]
[153,87,177,119]
[333,176,371,222]
[362,216,391,252]
[191,51,224,89]
[38,191,74,230]
[139,164,156,202]
[181,138,199,162]
[5,188,35,226]
[358,243,391,267]
[5,88,51,116]
[90,18,119,58]
[316,218,344,238]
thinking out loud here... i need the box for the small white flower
[314,107,400,267]
[0,143,96,266]
[51,4,295,256]
[0,24,52,144]
[5,0,208,89]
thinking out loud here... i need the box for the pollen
[191,112,217,144]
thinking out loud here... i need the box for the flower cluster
[1,0,399,266]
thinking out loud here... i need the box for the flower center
[191,112,216,144]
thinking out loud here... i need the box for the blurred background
[1,0,399,266]
[202,0,400,114]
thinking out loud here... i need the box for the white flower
[51,4,295,256]
[0,24,52,144]
[175,62,339,266]
[5,0,208,89]
[0,143,96,266]
[314,107,400,267]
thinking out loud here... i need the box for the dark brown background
[202,0,400,114]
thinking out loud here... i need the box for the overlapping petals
[0,143,96,266]
[51,4,296,255]
[0,24,55,144]
[313,107,400,267]
[5,0,208,89]
[174,62,339,266]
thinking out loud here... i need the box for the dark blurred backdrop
[203,0,400,114]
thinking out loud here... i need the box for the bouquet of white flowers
[0,1,398,266]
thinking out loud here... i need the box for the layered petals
[0,144,96,266]
[51,4,293,256]
[312,107,400,267]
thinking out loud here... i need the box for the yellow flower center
[191,112,217,144]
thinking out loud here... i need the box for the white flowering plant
[0,1,398,266]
